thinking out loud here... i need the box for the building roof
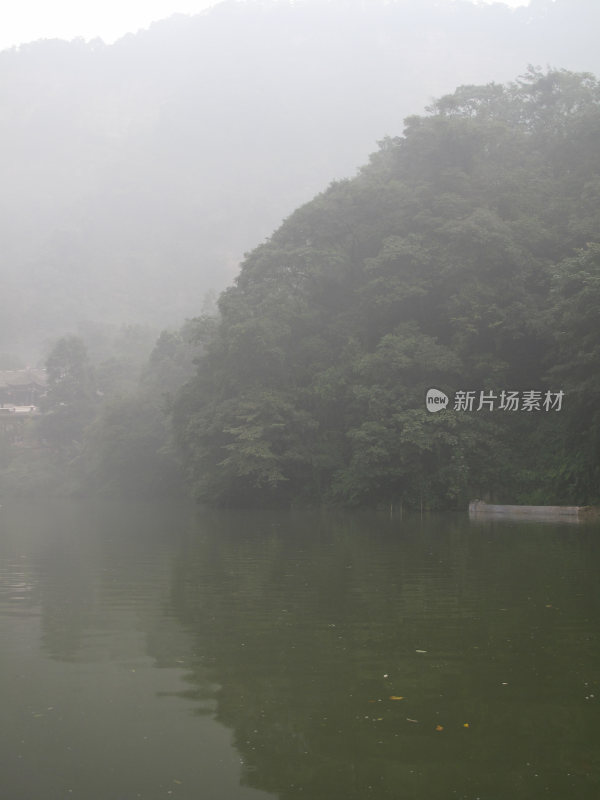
[0,369,47,389]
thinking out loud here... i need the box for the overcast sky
[2,0,530,53]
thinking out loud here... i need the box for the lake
[0,499,598,799]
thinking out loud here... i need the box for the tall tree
[39,335,97,448]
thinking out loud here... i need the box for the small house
[0,369,47,407]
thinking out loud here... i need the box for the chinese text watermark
[426,389,564,413]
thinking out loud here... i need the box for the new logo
[426,389,449,413]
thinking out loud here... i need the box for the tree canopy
[171,68,600,509]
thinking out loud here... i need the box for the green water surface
[0,500,598,799]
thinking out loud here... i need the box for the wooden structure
[469,500,600,522]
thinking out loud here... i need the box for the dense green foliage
[80,323,202,496]
[172,69,600,509]
[0,323,199,498]
[1,68,598,509]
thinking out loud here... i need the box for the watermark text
[426,389,564,413]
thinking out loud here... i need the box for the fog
[1,0,599,360]
[2,7,600,792]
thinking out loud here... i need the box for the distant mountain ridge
[1,0,599,359]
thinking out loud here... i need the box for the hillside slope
[172,68,600,508]
[2,0,600,358]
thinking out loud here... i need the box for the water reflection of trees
[168,510,600,800]
[8,501,599,798]
[18,500,190,663]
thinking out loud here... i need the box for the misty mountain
[171,68,600,509]
[2,0,599,359]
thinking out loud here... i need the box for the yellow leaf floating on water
[435,725,444,732]
[389,696,404,701]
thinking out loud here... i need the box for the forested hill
[2,0,600,360]
[172,69,600,510]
